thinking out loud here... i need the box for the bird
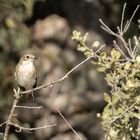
[15,53,37,99]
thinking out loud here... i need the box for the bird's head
[20,54,36,64]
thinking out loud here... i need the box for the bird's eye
[26,56,29,58]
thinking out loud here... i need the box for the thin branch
[118,35,133,58]
[3,89,20,140]
[0,121,7,127]
[113,40,129,60]
[120,3,127,33]
[117,26,121,35]
[62,44,105,80]
[20,57,91,95]
[128,38,133,55]
[20,45,105,95]
[15,105,42,109]
[3,98,18,140]
[59,55,92,81]
[20,80,63,95]
[110,99,139,124]
[99,19,116,36]
[100,18,133,59]
[9,122,56,132]
[3,89,55,139]
[58,110,82,140]
[123,5,140,33]
[132,36,140,56]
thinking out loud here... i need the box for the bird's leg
[26,93,29,99]
[31,78,37,100]
[18,86,27,98]
[31,88,35,100]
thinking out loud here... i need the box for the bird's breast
[15,62,36,89]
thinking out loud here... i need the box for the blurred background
[0,0,139,140]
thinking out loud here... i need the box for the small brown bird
[15,54,37,99]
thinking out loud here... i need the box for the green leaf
[136,55,140,63]
[77,46,87,52]
[106,73,113,83]
[112,94,120,104]
[133,112,140,119]
[104,93,111,103]
[126,80,134,88]
[100,52,107,59]
[124,62,131,70]
[83,33,88,43]
[5,18,16,28]
[111,49,121,60]
[109,128,119,139]
[119,92,130,99]
[72,30,81,40]
[97,66,106,72]
[84,51,93,57]
[92,41,100,48]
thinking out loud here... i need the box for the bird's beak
[34,56,37,60]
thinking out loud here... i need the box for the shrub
[72,4,140,140]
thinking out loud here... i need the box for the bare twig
[123,5,139,33]
[99,19,116,36]
[20,45,105,95]
[100,3,139,59]
[15,105,42,109]
[132,36,140,56]
[118,35,133,58]
[120,3,127,33]
[0,121,7,127]
[99,18,133,59]
[20,79,64,95]
[3,89,55,140]
[58,110,82,140]
[113,40,129,60]
[20,57,91,95]
[110,99,140,124]
[3,97,19,140]
[128,38,133,54]
[9,122,56,132]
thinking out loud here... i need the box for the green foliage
[72,15,140,139]
[0,0,37,51]
[0,0,38,20]
[72,31,93,57]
